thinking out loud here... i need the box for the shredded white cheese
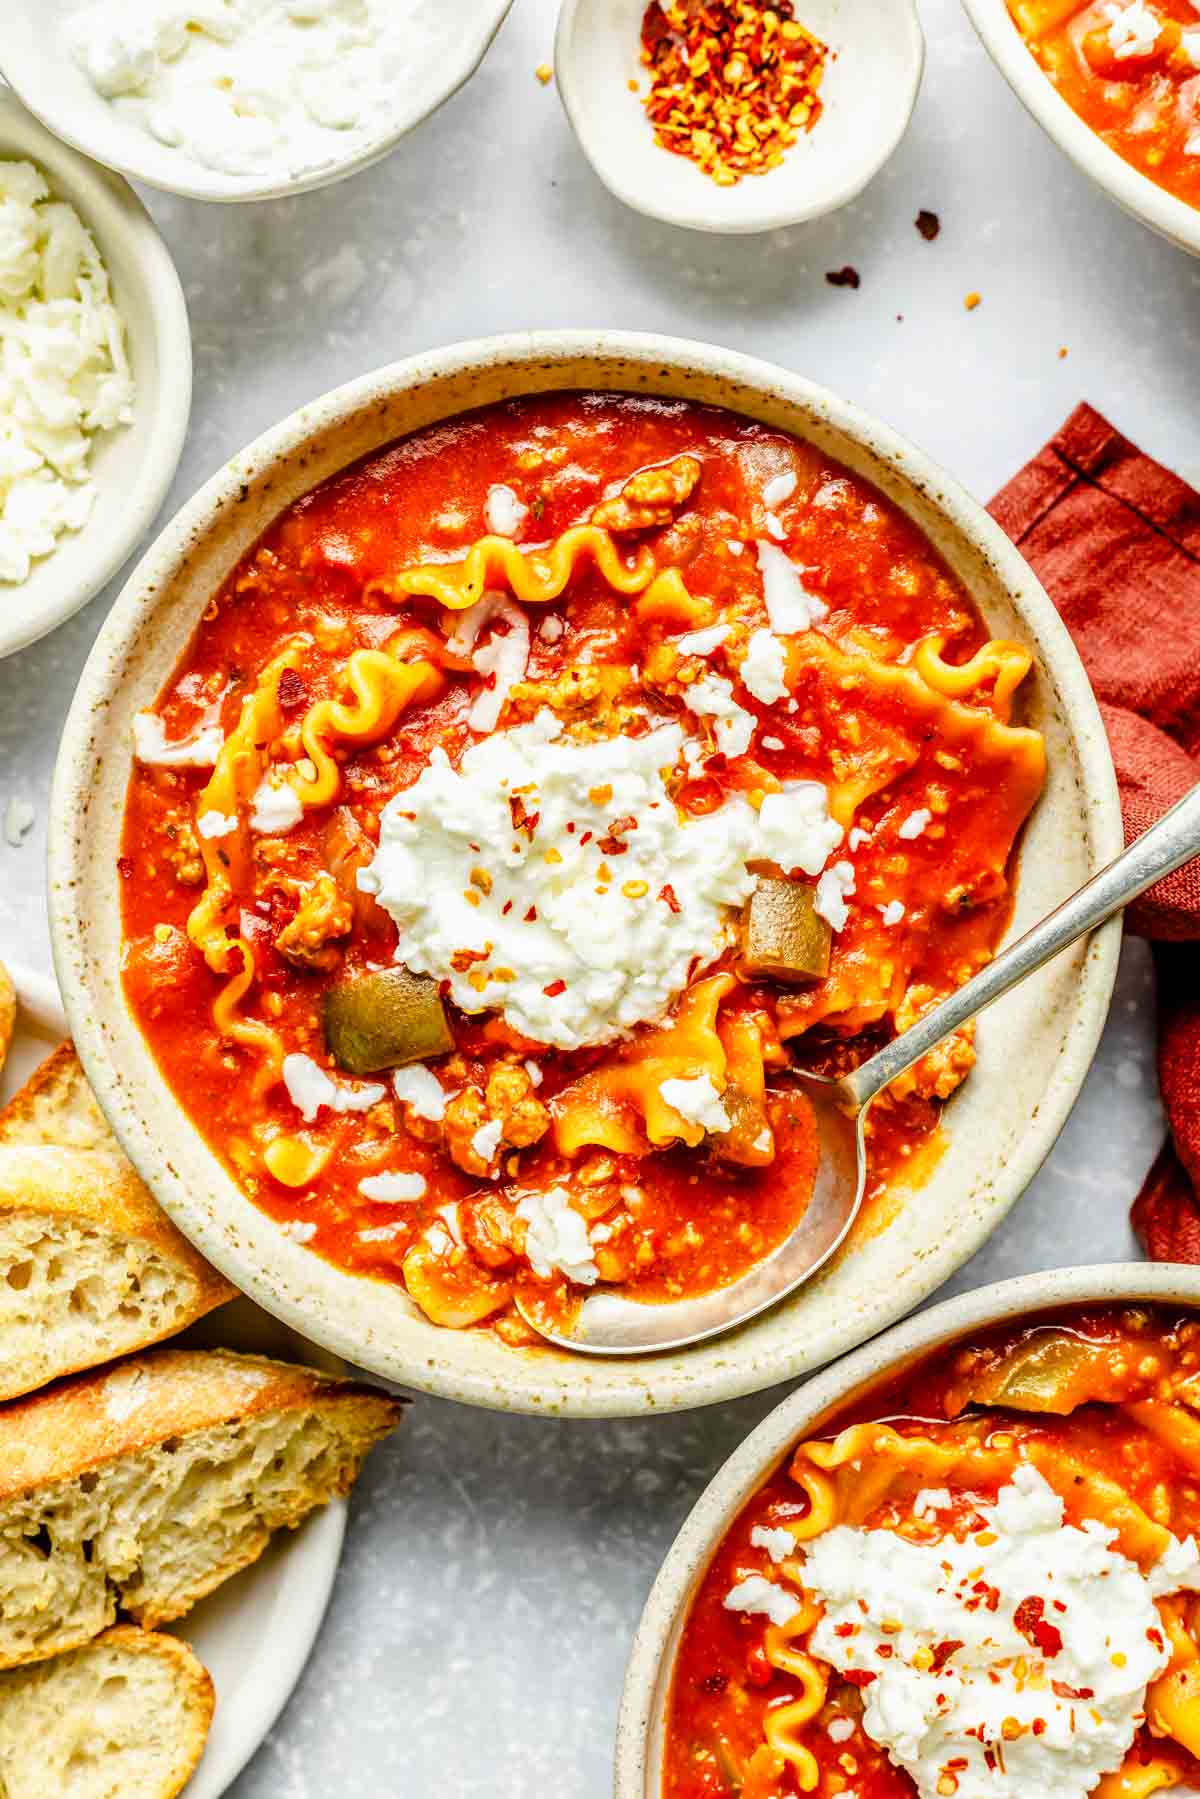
[249,774,304,835]
[756,783,843,877]
[723,1575,801,1628]
[756,539,828,634]
[196,810,238,840]
[484,483,528,538]
[468,598,530,735]
[879,899,906,926]
[470,1119,503,1168]
[659,1073,730,1136]
[0,160,133,585]
[358,1170,426,1203]
[815,859,856,931]
[749,1523,796,1563]
[740,628,789,705]
[683,673,756,757]
[282,1053,386,1123]
[392,1063,449,1122]
[675,623,730,657]
[1103,0,1162,58]
[516,1186,599,1286]
[133,713,223,768]
[762,470,797,508]
[898,807,932,841]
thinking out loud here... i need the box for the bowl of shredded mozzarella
[0,0,516,204]
[0,91,190,658]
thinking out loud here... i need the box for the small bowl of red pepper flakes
[555,0,925,233]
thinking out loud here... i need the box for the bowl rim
[0,0,515,204]
[49,328,1123,1418]
[615,1260,1200,1799]
[554,0,926,234]
[960,0,1200,256]
[0,90,192,659]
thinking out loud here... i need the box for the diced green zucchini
[323,966,453,1075]
[739,878,831,984]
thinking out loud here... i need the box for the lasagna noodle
[388,524,657,612]
[186,643,441,1081]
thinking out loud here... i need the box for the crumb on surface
[916,208,940,240]
[1058,345,1069,358]
[964,290,981,311]
[826,265,860,289]
[535,63,553,84]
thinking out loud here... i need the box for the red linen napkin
[988,404,1200,1260]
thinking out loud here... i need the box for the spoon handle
[844,779,1200,1112]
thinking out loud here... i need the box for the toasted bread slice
[0,1043,236,1403]
[0,1626,214,1799]
[0,1038,130,1155]
[0,1346,400,1671]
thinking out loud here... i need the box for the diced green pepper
[323,966,453,1075]
[739,878,831,984]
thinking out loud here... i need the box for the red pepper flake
[834,1622,858,1638]
[841,1669,877,1688]
[509,795,539,836]
[931,1640,963,1674]
[1052,1679,1094,1700]
[915,208,940,240]
[826,265,860,289]
[658,883,682,914]
[639,0,829,189]
[276,666,308,711]
[1032,1719,1047,1736]
[543,979,567,997]
[1148,1628,1165,1651]
[1013,1596,1063,1660]
[524,905,538,923]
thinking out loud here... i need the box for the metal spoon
[518,781,1200,1356]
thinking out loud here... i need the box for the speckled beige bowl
[616,1263,1200,1797]
[49,331,1122,1419]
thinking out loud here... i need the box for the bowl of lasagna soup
[962,0,1200,256]
[49,331,1120,1417]
[618,1265,1200,1799]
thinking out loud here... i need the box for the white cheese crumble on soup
[800,1463,1200,1799]
[756,539,829,633]
[360,710,836,1051]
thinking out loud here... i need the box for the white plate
[0,960,347,1799]
[0,92,192,660]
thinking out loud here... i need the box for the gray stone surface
[0,0,1183,1791]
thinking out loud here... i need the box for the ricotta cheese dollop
[0,160,134,585]
[67,0,437,181]
[800,1463,1200,1799]
[359,710,823,1051]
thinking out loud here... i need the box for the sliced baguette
[0,1626,213,1799]
[0,1044,236,1403]
[0,1346,400,1671]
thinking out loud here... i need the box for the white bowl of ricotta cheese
[0,90,190,659]
[0,0,516,204]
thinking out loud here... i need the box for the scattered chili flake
[930,1640,963,1673]
[916,208,940,240]
[276,666,308,711]
[658,882,682,913]
[841,1669,877,1688]
[1013,1595,1063,1659]
[639,0,829,188]
[826,265,860,289]
[964,290,982,311]
[543,979,567,997]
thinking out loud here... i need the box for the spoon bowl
[521,779,1200,1355]
[555,0,925,235]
